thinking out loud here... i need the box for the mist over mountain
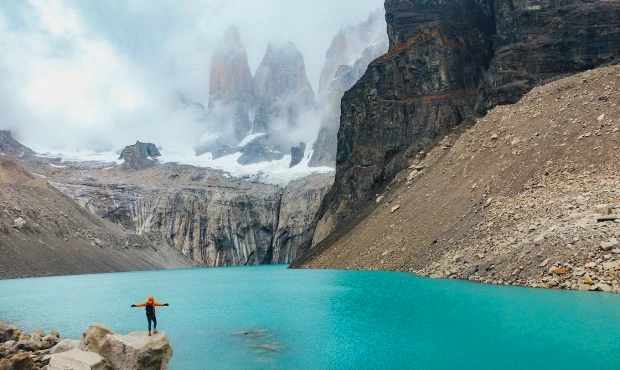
[0,0,383,162]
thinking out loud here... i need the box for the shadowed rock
[289,142,306,168]
[0,131,34,157]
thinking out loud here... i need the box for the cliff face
[201,31,316,166]
[309,10,389,167]
[312,0,495,243]
[45,164,332,267]
[476,0,620,112]
[271,172,334,263]
[306,0,620,252]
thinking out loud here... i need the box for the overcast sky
[0,0,384,153]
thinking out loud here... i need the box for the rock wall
[272,173,334,263]
[51,167,332,266]
[307,0,620,252]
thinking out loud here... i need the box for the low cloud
[0,0,383,154]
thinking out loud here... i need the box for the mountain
[309,10,389,167]
[297,0,620,259]
[292,64,620,292]
[200,30,317,167]
[207,26,255,143]
[0,157,194,279]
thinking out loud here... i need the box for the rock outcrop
[304,0,620,257]
[207,25,255,143]
[309,10,389,167]
[289,142,306,168]
[119,141,161,170]
[2,322,172,370]
[100,332,172,370]
[0,157,194,280]
[0,131,34,157]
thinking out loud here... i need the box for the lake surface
[1,265,620,369]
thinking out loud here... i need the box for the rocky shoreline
[0,322,172,369]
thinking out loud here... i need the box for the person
[131,296,169,336]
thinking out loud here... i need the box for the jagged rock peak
[318,9,387,95]
[119,141,161,170]
[0,130,34,157]
[255,41,315,102]
[209,25,254,106]
[253,41,315,133]
[208,25,254,142]
[310,10,388,167]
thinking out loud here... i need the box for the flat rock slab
[49,348,107,370]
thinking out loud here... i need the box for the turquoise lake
[1,265,620,369]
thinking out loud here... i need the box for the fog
[0,0,384,155]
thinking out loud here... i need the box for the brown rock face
[303,0,620,255]
[208,25,254,141]
[253,42,315,133]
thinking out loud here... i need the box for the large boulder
[100,332,172,370]
[119,141,161,170]
[0,352,35,370]
[79,323,114,354]
[49,348,108,370]
[0,322,18,342]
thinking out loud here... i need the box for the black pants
[147,313,157,332]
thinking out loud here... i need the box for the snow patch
[237,132,265,147]
[27,144,333,186]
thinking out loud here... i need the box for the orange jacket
[134,301,165,314]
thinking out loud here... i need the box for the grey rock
[600,239,619,251]
[79,323,114,354]
[119,141,161,170]
[289,142,306,168]
[100,332,172,370]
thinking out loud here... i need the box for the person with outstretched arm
[131,296,169,336]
